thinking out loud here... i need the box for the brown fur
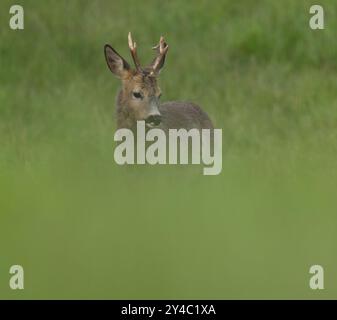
[115,72,162,130]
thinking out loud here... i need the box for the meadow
[0,0,337,299]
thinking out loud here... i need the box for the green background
[0,0,337,299]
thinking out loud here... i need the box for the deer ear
[104,44,130,78]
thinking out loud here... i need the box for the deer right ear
[104,45,131,78]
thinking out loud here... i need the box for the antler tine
[150,36,169,75]
[128,32,142,71]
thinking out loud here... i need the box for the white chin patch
[146,123,156,128]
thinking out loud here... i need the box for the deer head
[104,32,169,129]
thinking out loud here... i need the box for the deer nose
[145,114,162,127]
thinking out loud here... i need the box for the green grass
[0,0,337,299]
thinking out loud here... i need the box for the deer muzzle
[145,98,161,128]
[145,114,161,128]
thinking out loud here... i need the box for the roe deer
[104,33,213,132]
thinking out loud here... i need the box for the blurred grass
[0,0,337,299]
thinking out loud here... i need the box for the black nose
[145,115,162,127]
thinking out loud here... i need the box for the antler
[128,32,142,71]
[150,36,169,75]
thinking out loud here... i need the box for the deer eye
[133,91,143,99]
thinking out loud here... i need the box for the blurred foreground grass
[0,0,337,299]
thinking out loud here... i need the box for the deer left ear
[104,44,131,79]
